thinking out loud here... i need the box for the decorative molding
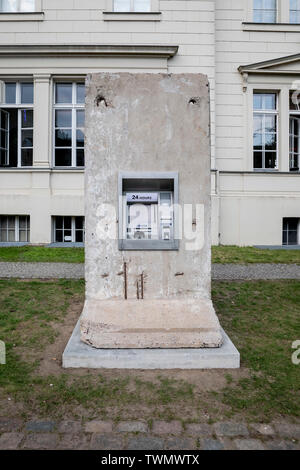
[103,12,161,21]
[238,53,300,75]
[0,12,44,22]
[0,44,178,59]
[242,22,300,32]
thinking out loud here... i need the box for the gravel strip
[212,263,300,280]
[0,262,84,279]
[0,262,299,280]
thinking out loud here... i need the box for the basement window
[53,216,85,243]
[283,218,300,246]
[0,81,34,167]
[0,215,30,242]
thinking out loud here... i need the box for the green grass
[0,246,84,263]
[0,279,299,422]
[0,245,299,264]
[212,245,300,265]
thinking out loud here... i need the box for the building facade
[0,0,299,246]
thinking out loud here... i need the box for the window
[283,218,299,245]
[0,81,34,167]
[0,0,35,12]
[53,82,85,167]
[53,216,85,243]
[290,0,300,23]
[289,90,300,171]
[253,0,277,23]
[114,0,151,12]
[253,92,278,170]
[0,215,30,242]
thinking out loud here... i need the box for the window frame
[53,81,85,169]
[283,217,300,245]
[253,0,278,24]
[289,90,300,172]
[290,0,300,23]
[0,80,34,168]
[253,91,279,171]
[113,0,151,12]
[0,0,38,13]
[0,215,30,243]
[52,216,85,244]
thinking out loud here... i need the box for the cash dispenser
[119,173,178,250]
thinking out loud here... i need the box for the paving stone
[116,421,148,433]
[165,437,196,450]
[26,421,56,432]
[85,420,113,433]
[214,422,249,437]
[0,418,22,433]
[234,439,266,450]
[57,433,90,450]
[90,434,123,450]
[127,436,164,450]
[0,433,24,450]
[185,423,213,437]
[250,423,275,436]
[201,439,224,451]
[266,439,299,451]
[22,433,58,450]
[57,421,82,434]
[274,423,300,439]
[152,420,182,435]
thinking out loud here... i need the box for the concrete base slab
[80,298,223,349]
[63,319,240,369]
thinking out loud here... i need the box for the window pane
[76,129,84,147]
[55,129,72,147]
[253,94,263,110]
[21,149,33,166]
[76,110,85,128]
[55,83,73,104]
[265,152,277,169]
[76,149,84,167]
[21,129,33,147]
[55,230,63,242]
[254,152,263,168]
[5,83,16,104]
[55,216,63,229]
[7,216,15,229]
[114,0,131,11]
[265,134,276,150]
[55,149,72,166]
[64,217,72,229]
[21,109,33,128]
[265,93,276,110]
[8,230,15,242]
[265,115,276,132]
[19,216,27,229]
[75,217,83,230]
[55,110,72,127]
[76,83,85,104]
[2,0,35,12]
[75,231,83,243]
[19,230,27,242]
[21,83,33,104]
[134,0,151,12]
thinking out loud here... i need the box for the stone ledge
[63,319,240,369]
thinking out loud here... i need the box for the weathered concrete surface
[80,72,222,351]
[64,320,240,369]
[81,299,222,348]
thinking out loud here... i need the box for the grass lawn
[0,245,299,264]
[0,279,299,423]
[212,245,300,265]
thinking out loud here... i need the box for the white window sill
[103,11,161,21]
[242,22,300,32]
[0,12,44,21]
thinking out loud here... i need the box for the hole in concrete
[189,97,200,106]
[95,94,108,107]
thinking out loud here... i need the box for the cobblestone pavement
[0,262,300,280]
[0,418,299,450]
